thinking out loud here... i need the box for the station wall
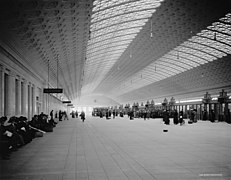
[0,49,66,119]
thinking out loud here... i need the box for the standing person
[227,109,231,124]
[190,109,196,123]
[147,110,150,120]
[49,110,55,127]
[173,110,178,125]
[75,111,78,118]
[100,111,103,118]
[59,110,62,121]
[64,111,68,120]
[143,109,147,120]
[106,110,109,119]
[130,110,134,120]
[50,110,54,120]
[71,111,75,118]
[164,110,170,125]
[210,110,215,123]
[203,109,207,120]
[55,111,58,119]
[80,111,85,122]
[113,110,116,119]
[193,109,197,123]
[179,111,184,125]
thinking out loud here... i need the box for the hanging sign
[43,88,63,93]
[62,101,71,104]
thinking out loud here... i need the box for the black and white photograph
[0,0,231,179]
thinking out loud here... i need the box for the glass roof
[112,13,231,96]
[83,0,164,94]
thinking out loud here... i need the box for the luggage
[35,132,43,137]
[43,125,53,132]
[188,120,193,124]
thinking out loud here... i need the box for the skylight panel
[111,14,231,96]
[144,74,162,81]
[89,38,131,51]
[157,62,181,74]
[83,0,165,93]
[220,13,231,23]
[183,41,219,58]
[164,54,196,67]
[217,34,231,44]
[164,59,192,70]
[208,22,231,36]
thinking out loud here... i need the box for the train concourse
[0,0,231,180]
[0,116,231,180]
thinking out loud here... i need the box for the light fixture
[150,19,153,38]
[214,32,217,41]
[129,47,132,58]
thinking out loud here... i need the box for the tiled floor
[0,116,231,180]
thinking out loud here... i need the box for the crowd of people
[92,108,203,126]
[1,106,227,160]
[93,105,231,124]
[0,109,68,160]
[71,110,86,122]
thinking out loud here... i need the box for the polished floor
[0,116,231,180]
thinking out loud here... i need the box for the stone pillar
[42,92,46,114]
[31,84,36,116]
[27,83,31,120]
[0,65,4,117]
[7,72,16,116]
[15,77,22,115]
[42,82,47,114]
[21,79,28,117]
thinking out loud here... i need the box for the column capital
[15,75,21,81]
[21,78,27,83]
[8,70,17,78]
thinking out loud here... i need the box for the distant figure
[147,110,150,120]
[190,110,195,123]
[55,111,58,118]
[64,111,68,120]
[59,110,62,121]
[80,111,85,122]
[75,111,78,118]
[71,111,75,118]
[49,110,56,127]
[227,109,231,124]
[100,111,103,118]
[179,111,184,125]
[109,110,111,117]
[106,110,110,120]
[210,110,215,123]
[120,111,123,117]
[50,110,54,120]
[173,110,178,125]
[130,111,134,120]
[143,110,147,120]
[113,110,116,119]
[163,110,170,125]
[203,109,207,120]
